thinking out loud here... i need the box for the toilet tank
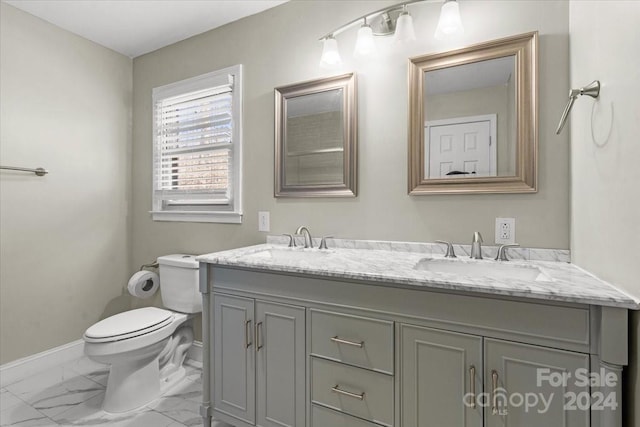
[157,254,202,313]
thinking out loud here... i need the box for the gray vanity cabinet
[213,293,306,427]
[214,294,255,425]
[256,301,306,427]
[399,323,590,427]
[399,324,483,427]
[309,308,395,426]
[204,266,628,427]
[311,404,381,427]
[483,338,590,427]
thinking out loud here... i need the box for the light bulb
[435,0,464,40]
[354,24,377,58]
[394,11,416,43]
[320,36,342,69]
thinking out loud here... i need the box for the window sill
[150,211,242,224]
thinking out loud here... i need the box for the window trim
[150,64,243,224]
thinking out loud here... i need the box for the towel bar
[0,165,48,176]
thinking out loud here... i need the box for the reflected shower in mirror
[285,89,345,186]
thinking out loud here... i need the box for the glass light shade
[394,12,416,43]
[320,37,342,69]
[354,25,377,58]
[434,0,464,40]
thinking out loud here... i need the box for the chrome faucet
[470,232,483,260]
[295,226,313,248]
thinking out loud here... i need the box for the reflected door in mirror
[426,115,496,178]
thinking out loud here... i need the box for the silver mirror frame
[408,32,538,194]
[275,73,357,198]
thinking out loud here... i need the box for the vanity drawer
[310,309,394,374]
[311,357,394,427]
[312,404,381,427]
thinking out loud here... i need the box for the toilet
[83,254,201,413]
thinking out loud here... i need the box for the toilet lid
[84,307,173,342]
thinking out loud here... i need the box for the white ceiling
[287,90,343,118]
[3,0,288,58]
[425,56,515,95]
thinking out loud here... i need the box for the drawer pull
[330,336,364,348]
[331,385,365,401]
[491,370,499,415]
[469,365,476,409]
[245,320,252,348]
[256,322,263,351]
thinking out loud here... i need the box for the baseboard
[0,339,85,388]
[0,339,204,388]
[187,340,203,364]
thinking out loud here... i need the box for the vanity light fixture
[354,19,377,58]
[434,0,464,40]
[394,6,417,44]
[320,35,342,69]
[318,0,464,68]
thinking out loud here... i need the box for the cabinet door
[484,338,590,427]
[256,301,305,427]
[399,324,483,427]
[214,293,255,425]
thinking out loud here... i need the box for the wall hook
[555,80,600,135]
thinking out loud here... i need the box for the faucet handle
[282,234,295,248]
[472,231,483,243]
[319,236,334,250]
[495,244,520,261]
[435,240,457,258]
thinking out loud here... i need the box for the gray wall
[568,2,640,425]
[131,0,571,280]
[0,4,133,363]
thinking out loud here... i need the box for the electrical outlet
[495,218,515,244]
[258,211,270,232]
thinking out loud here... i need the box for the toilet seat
[84,307,174,343]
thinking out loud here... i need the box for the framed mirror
[408,32,538,194]
[275,73,357,197]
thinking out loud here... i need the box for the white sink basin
[414,258,551,282]
[244,248,331,263]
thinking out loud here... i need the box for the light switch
[258,211,270,232]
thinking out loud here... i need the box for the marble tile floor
[0,356,228,427]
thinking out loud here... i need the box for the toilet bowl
[83,254,201,413]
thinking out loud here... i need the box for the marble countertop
[197,240,639,310]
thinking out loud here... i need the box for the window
[151,65,243,223]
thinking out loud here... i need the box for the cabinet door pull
[491,370,499,415]
[331,385,365,400]
[245,320,252,348]
[256,322,263,351]
[469,365,476,409]
[330,336,364,348]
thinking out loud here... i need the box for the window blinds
[154,80,234,209]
